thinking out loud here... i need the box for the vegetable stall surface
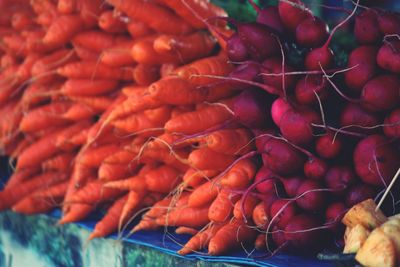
[0,0,399,266]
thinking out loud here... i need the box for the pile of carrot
[0,0,269,257]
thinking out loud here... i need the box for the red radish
[295,17,328,48]
[284,214,324,252]
[261,138,305,176]
[227,33,249,62]
[294,74,329,105]
[248,2,285,35]
[377,39,400,74]
[272,226,286,247]
[278,0,311,32]
[340,103,380,133]
[233,90,269,129]
[296,180,326,211]
[325,202,347,231]
[303,157,328,181]
[361,74,399,111]
[261,57,298,95]
[255,165,278,193]
[279,108,321,145]
[346,184,377,207]
[271,97,292,127]
[383,109,400,137]
[270,199,299,229]
[344,46,378,91]
[354,9,381,44]
[325,166,357,194]
[280,176,304,197]
[377,12,400,35]
[353,135,400,186]
[315,132,342,159]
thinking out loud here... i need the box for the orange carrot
[0,172,67,211]
[131,37,181,65]
[178,224,223,255]
[208,219,257,255]
[78,144,120,167]
[61,79,119,97]
[219,159,256,189]
[255,234,267,250]
[160,62,178,77]
[11,10,34,31]
[252,202,269,230]
[165,103,233,135]
[182,168,219,188]
[112,106,171,134]
[100,40,136,67]
[57,0,76,14]
[108,0,193,34]
[144,165,181,193]
[72,31,128,53]
[12,194,61,214]
[175,226,198,235]
[188,148,236,171]
[156,205,209,228]
[10,138,31,159]
[133,64,160,86]
[233,194,259,220]
[127,20,154,38]
[68,95,115,112]
[57,61,133,80]
[208,189,240,223]
[33,180,69,199]
[19,102,72,133]
[173,55,233,86]
[42,152,75,172]
[205,129,255,155]
[188,179,219,208]
[4,167,40,189]
[153,32,216,62]
[99,10,126,33]
[98,162,134,181]
[59,203,94,224]
[22,82,62,109]
[119,190,146,227]
[69,180,123,205]
[73,44,100,61]
[77,0,104,28]
[103,149,137,164]
[61,103,97,121]
[55,120,92,151]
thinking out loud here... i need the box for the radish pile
[0,0,399,259]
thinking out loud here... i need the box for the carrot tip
[88,232,100,241]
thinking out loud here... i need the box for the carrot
[61,79,119,97]
[160,63,178,78]
[100,41,136,67]
[144,165,181,193]
[183,168,219,188]
[175,226,198,235]
[33,180,69,199]
[131,37,181,65]
[135,146,189,173]
[57,0,76,14]
[98,10,127,33]
[120,85,147,97]
[78,144,120,167]
[73,44,100,61]
[12,194,61,214]
[21,82,62,109]
[0,172,67,211]
[119,190,146,227]
[208,189,240,223]
[19,102,72,133]
[153,32,216,62]
[252,202,269,230]
[35,11,55,28]
[69,180,123,205]
[9,138,31,159]
[219,159,257,189]
[173,55,234,86]
[112,106,172,134]
[188,179,219,208]
[205,129,255,155]
[88,194,128,240]
[72,31,128,53]
[188,148,236,171]
[98,162,134,181]
[133,64,160,86]
[127,20,154,38]
[68,95,115,112]
[156,205,209,228]
[4,167,40,189]
[59,203,94,224]
[255,234,267,250]
[233,194,259,220]
[42,153,75,172]
[77,0,103,28]
[108,0,193,35]
[103,149,137,164]
[61,103,97,121]
[11,10,34,31]
[57,61,133,80]
[178,224,223,255]
[55,120,92,151]
[208,219,257,255]
[159,0,227,29]
[2,34,28,56]
[165,103,234,135]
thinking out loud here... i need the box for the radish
[249,2,285,35]
[325,202,347,231]
[296,180,326,211]
[261,57,298,95]
[294,74,329,105]
[295,17,329,48]
[254,165,277,193]
[272,225,287,248]
[377,11,400,35]
[383,109,400,138]
[280,176,304,197]
[325,166,357,195]
[360,74,399,111]
[271,97,292,127]
[315,132,342,159]
[261,137,305,176]
[344,46,378,91]
[278,0,311,32]
[303,157,328,181]
[233,90,270,129]
[270,199,299,228]
[346,184,377,207]
[353,135,400,186]
[377,39,400,74]
[354,9,382,44]
[340,103,380,133]
[227,33,249,62]
[279,108,321,145]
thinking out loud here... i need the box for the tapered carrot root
[61,79,119,97]
[100,41,136,67]
[12,194,62,214]
[132,64,160,86]
[252,202,269,230]
[156,205,210,228]
[42,152,75,172]
[208,189,240,223]
[188,148,236,171]
[98,10,127,33]
[61,103,97,121]
[233,194,259,220]
[4,167,40,190]
[178,224,223,255]
[188,179,219,208]
[57,61,133,80]
[69,180,123,205]
[219,159,257,189]
[59,203,94,224]
[98,162,134,181]
[78,144,120,167]
[175,226,198,235]
[205,129,255,155]
[183,168,219,188]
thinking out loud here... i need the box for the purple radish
[340,103,380,133]
[233,90,270,129]
[270,199,299,228]
[361,74,399,111]
[254,165,278,193]
[354,9,382,44]
[261,57,298,95]
[280,176,304,197]
[271,97,292,127]
[377,11,400,35]
[295,16,329,48]
[296,180,326,211]
[278,0,311,32]
[315,132,342,159]
[377,39,400,74]
[248,1,285,35]
[325,166,357,195]
[383,109,400,138]
[304,157,328,181]
[346,184,377,207]
[227,33,249,62]
[294,74,329,105]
